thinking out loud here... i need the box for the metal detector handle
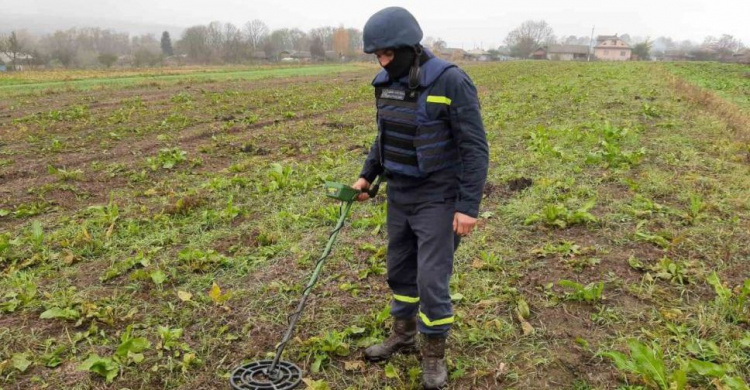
[366,176,383,198]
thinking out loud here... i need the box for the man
[351,7,489,389]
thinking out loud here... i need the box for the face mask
[383,47,417,80]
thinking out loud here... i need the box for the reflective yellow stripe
[426,96,452,105]
[393,294,419,303]
[418,311,455,327]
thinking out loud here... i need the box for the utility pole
[588,25,595,62]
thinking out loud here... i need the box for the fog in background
[3,0,748,49]
[1,0,747,69]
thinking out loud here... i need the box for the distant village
[426,34,749,64]
[1,23,749,72]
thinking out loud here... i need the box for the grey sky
[3,0,749,48]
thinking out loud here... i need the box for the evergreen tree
[161,31,174,56]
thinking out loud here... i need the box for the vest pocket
[415,120,457,174]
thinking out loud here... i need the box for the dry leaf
[208,282,232,305]
[177,290,192,302]
[208,282,221,303]
[516,310,535,335]
[343,360,365,371]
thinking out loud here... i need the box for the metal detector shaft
[267,199,355,376]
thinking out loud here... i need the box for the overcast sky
[3,0,749,48]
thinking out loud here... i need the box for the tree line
[1,18,746,70]
[0,20,365,69]
[502,20,747,60]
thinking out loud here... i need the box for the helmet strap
[408,45,423,90]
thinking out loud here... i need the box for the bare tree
[288,28,309,52]
[268,28,293,58]
[1,32,25,70]
[347,28,363,55]
[310,36,325,59]
[177,25,211,63]
[433,38,447,52]
[309,27,334,51]
[243,19,269,51]
[223,22,245,62]
[504,20,554,58]
[39,29,77,67]
[715,34,742,55]
[207,21,225,59]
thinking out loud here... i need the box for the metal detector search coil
[230,360,301,390]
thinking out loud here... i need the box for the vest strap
[378,99,418,109]
[385,150,418,166]
[379,110,417,122]
[414,132,452,147]
[383,134,415,150]
[383,120,417,136]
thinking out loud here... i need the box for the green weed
[558,280,604,302]
[525,200,598,228]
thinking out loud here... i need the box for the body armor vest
[373,56,460,178]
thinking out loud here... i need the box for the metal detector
[229,177,382,390]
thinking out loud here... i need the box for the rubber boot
[421,336,448,390]
[364,317,417,362]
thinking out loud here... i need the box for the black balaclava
[384,46,417,80]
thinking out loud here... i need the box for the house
[594,35,631,61]
[0,52,34,71]
[659,50,692,62]
[291,51,312,62]
[547,44,590,61]
[435,48,468,61]
[251,51,268,61]
[465,49,491,61]
[729,49,750,64]
[530,47,547,60]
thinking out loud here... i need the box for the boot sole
[364,345,418,362]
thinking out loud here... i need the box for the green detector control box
[325,182,360,202]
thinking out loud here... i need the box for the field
[0,61,748,390]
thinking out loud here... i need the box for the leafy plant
[525,200,598,228]
[688,359,748,390]
[264,163,294,191]
[178,248,229,272]
[641,103,662,118]
[115,325,151,365]
[532,241,581,258]
[100,252,151,282]
[78,354,119,383]
[357,244,386,280]
[47,164,83,181]
[602,339,686,390]
[648,257,695,285]
[301,326,365,373]
[146,148,187,170]
[684,194,706,225]
[156,326,186,352]
[558,280,604,302]
[526,126,564,158]
[351,201,387,235]
[0,272,38,313]
[706,272,749,324]
[587,140,645,168]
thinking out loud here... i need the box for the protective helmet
[363,7,423,54]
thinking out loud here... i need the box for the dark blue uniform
[360,49,489,336]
